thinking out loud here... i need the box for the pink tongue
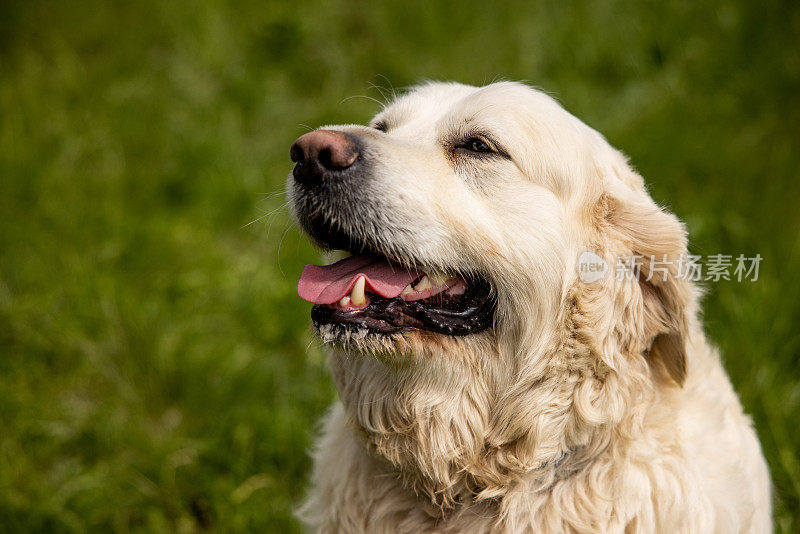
[297,255,424,305]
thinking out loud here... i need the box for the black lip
[311,278,495,336]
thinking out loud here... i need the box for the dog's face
[288,81,667,358]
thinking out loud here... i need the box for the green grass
[0,0,798,531]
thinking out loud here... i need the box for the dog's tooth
[350,276,366,306]
[338,295,351,307]
[428,271,449,286]
[401,283,414,296]
[414,275,432,291]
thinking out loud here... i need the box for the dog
[286,81,771,533]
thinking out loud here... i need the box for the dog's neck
[326,327,646,510]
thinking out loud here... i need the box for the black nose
[290,130,359,186]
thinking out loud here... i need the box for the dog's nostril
[290,142,305,164]
[317,147,333,169]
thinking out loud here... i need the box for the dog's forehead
[374,82,476,134]
[378,81,572,136]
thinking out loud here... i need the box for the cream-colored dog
[286,81,771,533]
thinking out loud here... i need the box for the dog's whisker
[340,94,385,107]
[240,201,289,230]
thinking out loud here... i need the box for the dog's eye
[372,121,388,132]
[461,137,493,153]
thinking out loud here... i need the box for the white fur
[289,81,771,533]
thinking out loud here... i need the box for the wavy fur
[289,82,771,533]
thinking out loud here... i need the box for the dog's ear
[603,191,693,386]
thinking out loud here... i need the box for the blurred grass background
[0,0,798,531]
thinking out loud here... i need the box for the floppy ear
[604,192,693,386]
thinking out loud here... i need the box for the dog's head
[287,82,696,503]
[288,81,691,383]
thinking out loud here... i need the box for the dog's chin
[313,322,405,356]
[313,321,495,365]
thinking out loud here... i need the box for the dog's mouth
[296,222,495,336]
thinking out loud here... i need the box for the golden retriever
[286,81,771,533]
